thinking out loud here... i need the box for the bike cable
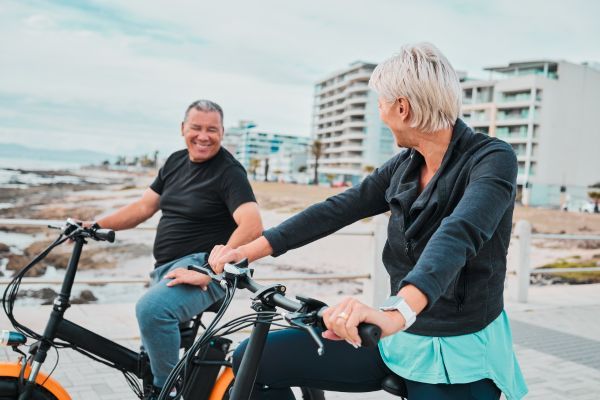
[2,233,69,341]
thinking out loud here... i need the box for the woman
[208,43,528,399]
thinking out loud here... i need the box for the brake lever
[188,264,224,282]
[285,312,325,356]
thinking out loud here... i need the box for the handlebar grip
[357,323,381,347]
[316,307,382,347]
[94,229,115,243]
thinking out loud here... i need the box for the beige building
[312,61,396,185]
[462,60,600,207]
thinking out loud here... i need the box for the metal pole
[515,220,532,303]
[368,214,389,307]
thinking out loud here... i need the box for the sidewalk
[1,282,600,399]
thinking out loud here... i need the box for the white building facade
[312,61,396,185]
[462,60,600,207]
[223,122,310,181]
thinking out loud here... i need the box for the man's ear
[181,122,185,136]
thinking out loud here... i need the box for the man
[88,100,262,397]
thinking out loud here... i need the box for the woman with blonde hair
[209,42,528,400]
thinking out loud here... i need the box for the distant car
[580,201,597,213]
[331,181,350,188]
[562,201,598,213]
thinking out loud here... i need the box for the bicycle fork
[228,305,274,400]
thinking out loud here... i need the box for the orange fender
[0,362,71,400]
[208,367,234,400]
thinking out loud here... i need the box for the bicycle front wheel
[0,377,59,400]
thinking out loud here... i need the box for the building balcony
[345,84,370,95]
[317,109,368,125]
[498,135,530,143]
[467,119,491,128]
[320,156,364,165]
[346,70,373,82]
[346,96,368,107]
[317,102,346,116]
[496,100,534,109]
[493,117,530,126]
[325,144,364,154]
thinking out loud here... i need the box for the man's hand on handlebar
[208,244,245,273]
[165,268,212,290]
[322,297,406,348]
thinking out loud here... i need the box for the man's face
[181,109,224,163]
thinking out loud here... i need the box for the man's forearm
[96,202,153,231]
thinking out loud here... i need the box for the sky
[1,0,599,157]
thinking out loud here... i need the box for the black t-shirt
[150,148,256,266]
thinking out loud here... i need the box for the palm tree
[311,139,323,185]
[263,157,270,182]
[249,158,261,180]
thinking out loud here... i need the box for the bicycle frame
[8,230,236,400]
[16,236,152,399]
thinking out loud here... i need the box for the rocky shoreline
[2,167,600,306]
[0,167,156,304]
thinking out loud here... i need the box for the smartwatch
[379,295,417,330]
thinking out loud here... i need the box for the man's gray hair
[184,100,224,125]
[369,42,462,133]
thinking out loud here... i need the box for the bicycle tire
[0,377,59,400]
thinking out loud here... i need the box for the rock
[24,240,55,256]
[6,254,29,271]
[0,242,9,253]
[18,287,57,301]
[71,289,98,304]
[79,289,97,302]
[6,254,47,277]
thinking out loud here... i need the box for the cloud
[1,0,598,155]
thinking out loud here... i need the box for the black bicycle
[0,219,324,400]
[158,260,409,400]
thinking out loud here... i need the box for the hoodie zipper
[455,267,468,312]
[405,239,416,264]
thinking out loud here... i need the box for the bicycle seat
[381,374,408,398]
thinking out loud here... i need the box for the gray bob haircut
[369,42,462,133]
[184,100,224,125]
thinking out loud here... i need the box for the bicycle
[159,260,409,400]
[0,219,326,400]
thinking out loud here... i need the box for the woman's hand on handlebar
[208,245,245,273]
[165,268,212,290]
[322,297,406,347]
[209,237,274,273]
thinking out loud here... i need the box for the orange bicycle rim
[0,362,71,400]
[208,367,234,400]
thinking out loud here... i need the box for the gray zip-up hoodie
[263,119,517,336]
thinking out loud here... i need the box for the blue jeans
[135,252,225,387]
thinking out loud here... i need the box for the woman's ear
[397,98,410,121]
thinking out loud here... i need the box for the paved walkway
[2,281,600,399]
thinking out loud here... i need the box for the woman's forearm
[238,236,274,263]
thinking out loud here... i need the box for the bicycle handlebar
[49,219,115,243]
[189,262,382,347]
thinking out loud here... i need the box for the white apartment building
[462,60,600,207]
[223,122,310,180]
[312,61,396,185]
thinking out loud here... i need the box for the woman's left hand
[321,297,406,347]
